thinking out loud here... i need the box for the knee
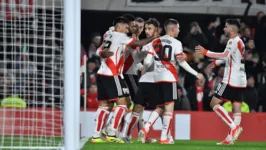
[210,98,221,109]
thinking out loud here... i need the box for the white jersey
[139,44,155,83]
[143,35,183,83]
[222,36,247,87]
[97,32,134,76]
[123,46,146,75]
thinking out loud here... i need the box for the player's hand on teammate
[195,45,206,54]
[101,48,114,58]
[196,73,204,80]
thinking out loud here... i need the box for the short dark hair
[145,18,160,28]
[164,18,179,30]
[135,17,144,23]
[226,19,240,30]
[113,17,129,26]
[122,14,135,22]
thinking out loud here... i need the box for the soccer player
[91,16,156,143]
[122,16,146,139]
[139,19,203,144]
[195,19,245,145]
[123,18,161,143]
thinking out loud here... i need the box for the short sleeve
[174,40,183,57]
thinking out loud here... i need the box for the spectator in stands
[183,21,208,54]
[254,15,266,62]
[88,32,102,58]
[86,83,98,109]
[174,84,191,111]
[212,65,224,90]
[245,38,259,77]
[87,59,97,84]
[243,75,258,112]
[80,59,97,92]
[206,19,219,50]
[187,76,210,111]
[88,33,102,67]
[241,27,252,44]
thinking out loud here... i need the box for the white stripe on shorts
[172,82,177,99]
[114,76,123,96]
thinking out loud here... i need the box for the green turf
[0,136,63,147]
[83,140,266,150]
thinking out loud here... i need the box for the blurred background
[80,0,266,113]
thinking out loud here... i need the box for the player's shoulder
[142,41,153,50]
[162,35,181,45]
[227,36,242,45]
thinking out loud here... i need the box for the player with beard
[195,19,245,145]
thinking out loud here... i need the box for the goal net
[0,0,64,149]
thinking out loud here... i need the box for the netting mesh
[0,0,64,148]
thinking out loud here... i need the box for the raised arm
[195,45,230,59]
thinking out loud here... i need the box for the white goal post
[0,0,81,149]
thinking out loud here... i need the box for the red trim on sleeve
[203,49,208,55]
[126,39,135,47]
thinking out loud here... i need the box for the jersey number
[153,44,172,61]
[103,40,112,49]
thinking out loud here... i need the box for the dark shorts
[97,75,129,102]
[214,82,245,103]
[134,82,156,107]
[155,82,178,106]
[124,74,139,101]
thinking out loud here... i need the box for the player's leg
[218,101,242,144]
[106,75,129,143]
[159,82,177,144]
[91,101,113,143]
[91,75,114,143]
[118,74,137,139]
[138,106,163,143]
[160,102,174,144]
[124,82,149,142]
[213,83,243,144]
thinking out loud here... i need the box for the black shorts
[155,82,178,106]
[134,82,156,107]
[124,74,139,101]
[97,75,130,102]
[214,82,245,103]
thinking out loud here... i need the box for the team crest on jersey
[228,41,232,45]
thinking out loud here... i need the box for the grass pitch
[83,140,266,150]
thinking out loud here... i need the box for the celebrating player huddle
[91,14,246,145]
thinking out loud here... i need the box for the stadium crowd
[80,9,266,112]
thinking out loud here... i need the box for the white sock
[108,105,127,136]
[143,110,160,133]
[160,112,172,141]
[138,110,144,132]
[233,113,241,125]
[213,105,236,129]
[126,112,140,137]
[92,107,108,138]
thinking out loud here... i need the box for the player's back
[97,31,132,76]
[151,35,183,83]
[222,36,246,87]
